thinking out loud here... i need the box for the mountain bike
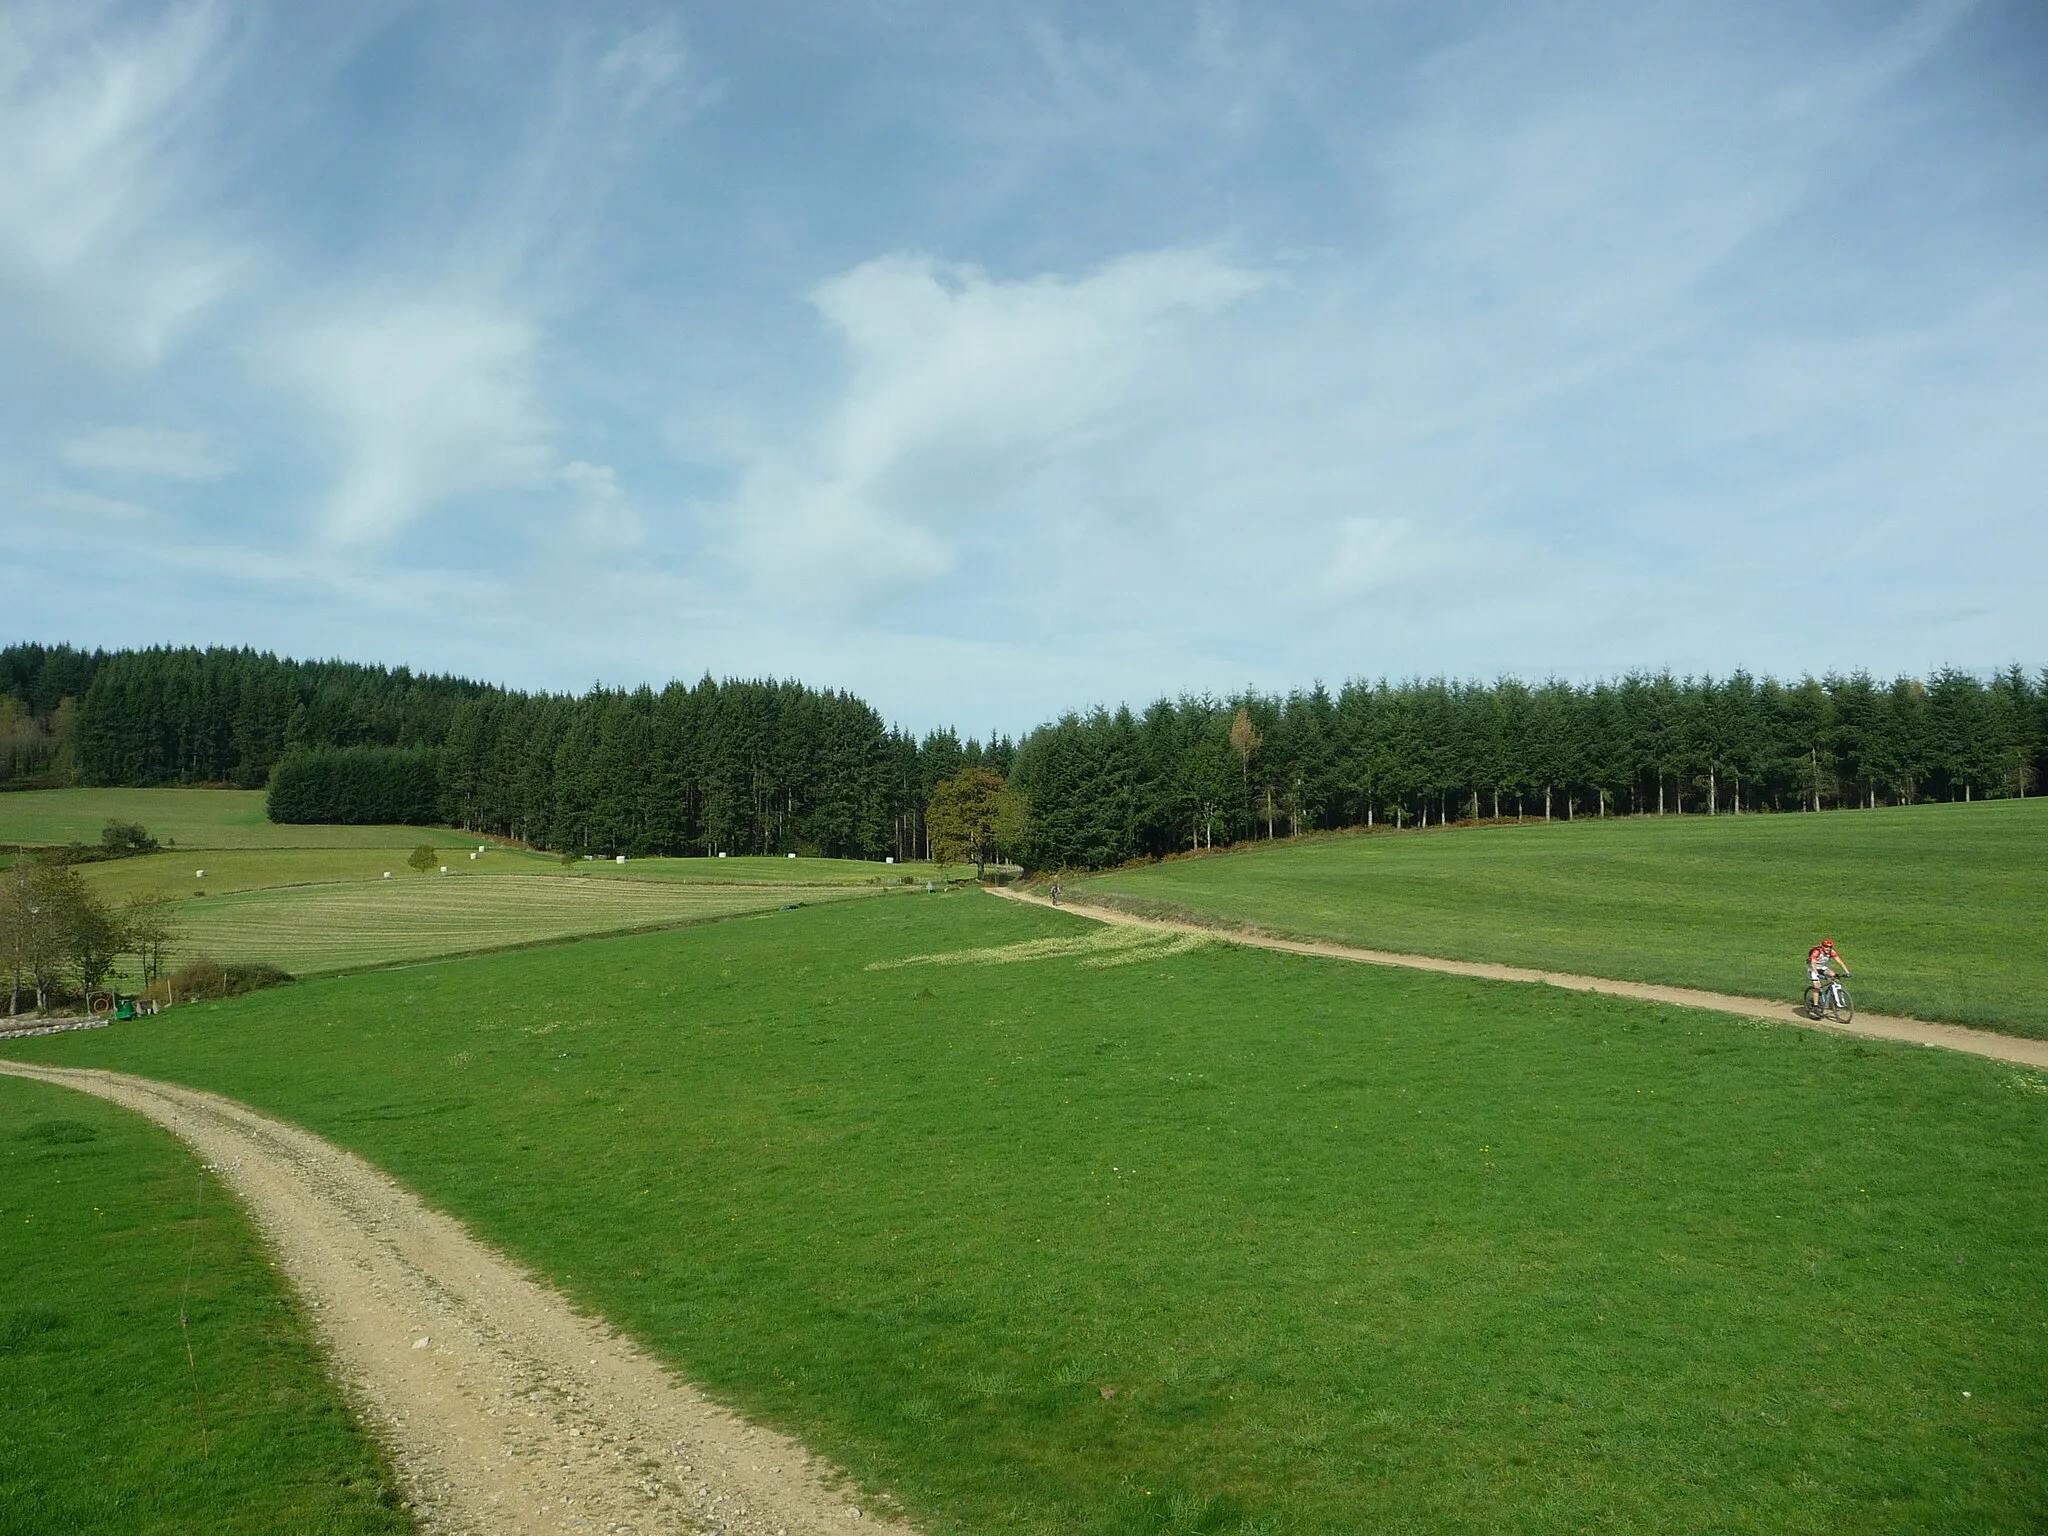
[1805,971,1854,1025]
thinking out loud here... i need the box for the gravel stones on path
[0,1062,905,1536]
[996,887,2048,1069]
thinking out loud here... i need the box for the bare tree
[1229,705,1267,837]
[1229,707,1261,789]
[123,891,183,986]
[71,895,122,993]
[1,862,96,1012]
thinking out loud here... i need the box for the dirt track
[0,1062,902,1536]
[993,887,2048,1070]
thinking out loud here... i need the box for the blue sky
[3,1,2043,735]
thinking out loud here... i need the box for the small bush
[409,844,438,874]
[151,956,296,1004]
[99,820,157,856]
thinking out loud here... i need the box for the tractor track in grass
[0,1061,907,1536]
[992,887,2048,1069]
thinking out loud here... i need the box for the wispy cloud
[61,424,231,481]
[720,248,1267,599]
[0,1,2039,725]
[274,297,552,545]
[0,0,240,364]
[253,14,711,547]
[598,19,693,118]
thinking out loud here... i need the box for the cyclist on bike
[1805,938,1850,1015]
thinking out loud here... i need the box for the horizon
[7,635,2038,748]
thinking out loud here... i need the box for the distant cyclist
[1049,875,1062,906]
[1805,938,1851,1016]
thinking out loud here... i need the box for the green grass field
[10,892,2044,1533]
[0,1073,409,1534]
[73,846,932,904]
[1077,799,2048,1037]
[0,788,935,980]
[0,788,444,849]
[554,852,943,885]
[0,786,936,876]
[165,874,868,976]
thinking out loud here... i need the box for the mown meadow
[11,892,2045,1534]
[0,788,935,983]
[160,873,868,976]
[1078,798,2048,1037]
[0,1072,409,1535]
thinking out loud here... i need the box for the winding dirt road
[993,887,2048,1070]
[0,1061,903,1536]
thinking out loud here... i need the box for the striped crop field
[173,875,866,976]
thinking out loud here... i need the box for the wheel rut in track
[0,1062,906,1536]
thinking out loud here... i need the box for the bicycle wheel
[1825,985,1854,1025]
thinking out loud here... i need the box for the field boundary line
[0,1061,911,1536]
[990,887,2048,1069]
[291,889,865,980]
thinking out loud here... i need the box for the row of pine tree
[3,643,2041,867]
[1009,668,2044,869]
[0,644,1007,861]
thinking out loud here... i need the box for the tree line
[432,680,1011,859]
[5,642,2042,870]
[268,746,443,825]
[0,643,99,785]
[1010,668,2045,868]
[1,644,1013,861]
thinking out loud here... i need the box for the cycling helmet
[1820,938,1836,950]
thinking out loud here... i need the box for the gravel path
[0,1062,906,1536]
[994,887,2048,1069]
[0,1015,106,1040]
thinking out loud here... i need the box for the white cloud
[61,424,230,481]
[2,4,2038,727]
[1319,517,1422,600]
[598,21,689,117]
[721,247,1267,600]
[277,298,553,544]
[559,459,644,550]
[0,0,239,364]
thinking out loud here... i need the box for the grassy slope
[165,874,865,976]
[0,788,441,849]
[75,847,933,903]
[0,789,939,883]
[0,788,927,981]
[550,853,941,885]
[10,894,2045,1534]
[0,1074,409,1535]
[1079,799,2048,1036]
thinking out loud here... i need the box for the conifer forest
[4,642,2041,868]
